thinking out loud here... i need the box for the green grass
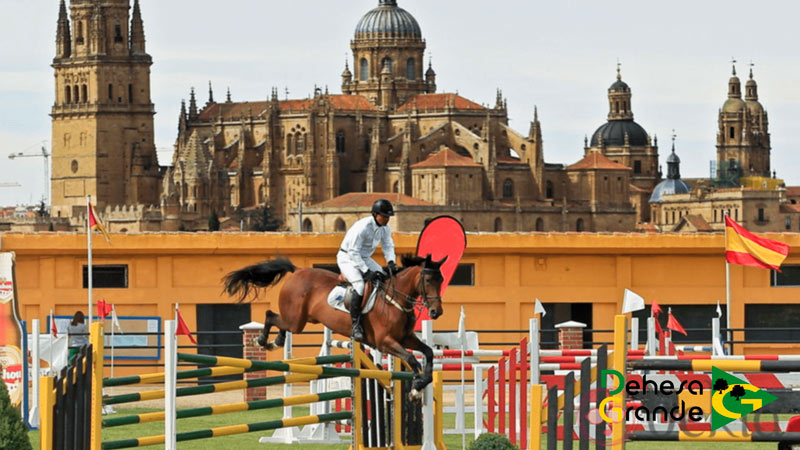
[28,409,789,450]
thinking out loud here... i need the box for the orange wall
[2,231,799,374]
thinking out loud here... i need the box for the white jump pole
[29,319,40,428]
[646,317,656,356]
[712,317,725,356]
[421,320,437,450]
[630,317,639,350]
[164,319,177,450]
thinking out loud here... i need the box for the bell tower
[51,0,160,218]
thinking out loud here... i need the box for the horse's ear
[435,255,448,268]
[424,254,432,265]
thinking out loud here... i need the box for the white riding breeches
[337,252,383,296]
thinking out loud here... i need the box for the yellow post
[39,376,54,450]
[351,344,364,450]
[611,315,627,450]
[89,322,104,450]
[433,371,445,450]
[393,356,406,450]
[529,384,542,450]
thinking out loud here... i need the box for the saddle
[328,278,379,314]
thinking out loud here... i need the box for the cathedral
[40,0,799,234]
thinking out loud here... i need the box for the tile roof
[397,93,485,112]
[786,186,800,197]
[566,151,632,171]
[197,95,376,120]
[683,214,713,231]
[410,147,482,168]
[311,192,436,209]
[497,154,527,165]
[780,203,800,213]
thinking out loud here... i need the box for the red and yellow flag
[725,216,789,270]
[88,203,111,243]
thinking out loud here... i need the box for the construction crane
[0,182,21,188]
[8,145,49,204]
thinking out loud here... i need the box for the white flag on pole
[622,289,646,314]
[534,298,546,317]
[111,305,124,334]
[457,305,466,344]
[716,299,722,319]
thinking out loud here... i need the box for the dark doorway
[196,304,251,382]
[539,302,593,349]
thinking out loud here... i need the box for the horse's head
[400,254,447,320]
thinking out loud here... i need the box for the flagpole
[87,195,93,326]
[724,213,731,354]
[49,310,54,375]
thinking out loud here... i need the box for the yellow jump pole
[611,314,627,450]
[39,376,55,450]
[433,371,445,450]
[351,343,363,450]
[529,384,542,450]
[90,321,104,450]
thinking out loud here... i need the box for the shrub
[0,381,32,450]
[467,433,519,450]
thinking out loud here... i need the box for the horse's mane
[401,254,426,268]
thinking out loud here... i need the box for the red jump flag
[97,300,113,319]
[88,202,111,243]
[651,300,663,316]
[176,308,197,345]
[666,309,687,336]
[51,314,58,338]
[725,216,789,270]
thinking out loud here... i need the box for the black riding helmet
[371,198,395,217]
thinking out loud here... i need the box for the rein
[380,267,431,313]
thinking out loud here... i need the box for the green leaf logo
[711,367,778,430]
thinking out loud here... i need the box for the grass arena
[4,231,800,448]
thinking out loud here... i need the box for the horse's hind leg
[262,310,289,351]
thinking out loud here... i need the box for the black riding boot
[348,288,365,342]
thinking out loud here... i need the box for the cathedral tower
[51,0,160,217]
[716,64,771,178]
[342,0,435,109]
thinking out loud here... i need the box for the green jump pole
[178,352,414,381]
[101,411,353,449]
[103,390,351,428]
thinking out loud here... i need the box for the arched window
[535,218,544,231]
[65,85,71,104]
[73,85,79,104]
[494,218,503,232]
[336,131,346,153]
[114,22,124,43]
[303,219,313,232]
[360,58,369,81]
[382,57,393,72]
[730,127,735,139]
[576,218,585,232]
[76,21,84,44]
[81,84,87,103]
[392,180,399,193]
[546,181,554,199]
[286,134,293,155]
[128,84,133,103]
[406,58,416,80]
[296,133,305,154]
[334,218,346,232]
[108,84,113,100]
[502,179,514,199]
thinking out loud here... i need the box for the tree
[0,380,32,450]
[730,384,746,401]
[713,378,729,394]
[248,206,281,232]
[208,210,220,231]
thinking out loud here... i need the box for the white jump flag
[622,289,645,314]
[534,298,546,317]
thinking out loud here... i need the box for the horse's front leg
[381,338,427,401]
[401,334,434,400]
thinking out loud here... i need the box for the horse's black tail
[223,259,296,303]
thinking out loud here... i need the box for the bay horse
[223,254,447,399]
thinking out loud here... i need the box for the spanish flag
[88,202,111,243]
[725,216,789,270]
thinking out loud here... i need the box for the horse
[223,254,448,399]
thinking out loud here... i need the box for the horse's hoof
[265,341,277,351]
[257,334,267,348]
[408,389,424,402]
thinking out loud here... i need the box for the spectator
[67,311,88,362]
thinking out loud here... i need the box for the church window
[334,218,346,232]
[634,160,641,174]
[360,58,369,81]
[393,181,399,193]
[786,217,792,230]
[671,211,675,223]
[73,86,79,104]
[296,133,305,154]
[576,218,585,232]
[623,101,628,112]
[535,218,544,231]
[758,208,765,222]
[714,209,717,222]
[108,84,113,100]
[81,84,87,103]
[735,209,738,220]
[406,58,416,80]
[303,219,313,232]
[128,84,133,103]
[65,85,71,104]
[76,22,84,45]
[382,57,393,72]
[546,181,554,199]
[364,138,370,154]
[730,127,735,139]
[615,101,619,113]
[286,134,293,155]
[71,160,78,173]
[336,131,346,153]
[494,218,503,232]
[114,22,124,43]
[503,179,514,199]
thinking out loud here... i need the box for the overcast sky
[1,0,798,207]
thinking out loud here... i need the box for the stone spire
[666,131,681,180]
[226,87,232,103]
[728,59,741,99]
[745,64,759,101]
[55,0,71,59]
[130,0,146,54]
[188,87,198,120]
[207,81,214,104]
[178,99,187,133]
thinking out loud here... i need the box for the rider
[337,198,398,341]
